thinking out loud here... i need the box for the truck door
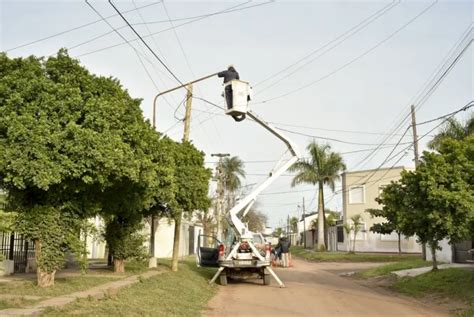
[197,235,221,267]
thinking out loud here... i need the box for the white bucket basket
[224,80,251,116]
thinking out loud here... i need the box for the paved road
[205,259,447,317]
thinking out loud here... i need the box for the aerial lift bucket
[223,80,252,117]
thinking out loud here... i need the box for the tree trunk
[149,216,159,268]
[352,231,356,253]
[113,259,125,273]
[430,242,438,271]
[321,186,328,249]
[317,184,325,251]
[397,232,401,254]
[35,240,56,287]
[171,213,182,272]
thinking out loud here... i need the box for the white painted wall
[85,216,202,260]
[426,238,453,263]
[342,167,422,254]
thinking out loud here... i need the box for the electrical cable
[254,0,400,94]
[5,1,163,52]
[109,0,185,87]
[253,1,437,104]
[74,1,272,58]
[275,127,412,146]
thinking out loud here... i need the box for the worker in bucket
[218,65,245,122]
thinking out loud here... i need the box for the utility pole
[302,197,306,249]
[411,105,426,260]
[211,153,230,241]
[171,85,194,272]
[287,214,290,236]
[182,84,193,142]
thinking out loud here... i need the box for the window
[349,185,365,204]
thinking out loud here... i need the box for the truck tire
[263,274,271,286]
[219,274,228,286]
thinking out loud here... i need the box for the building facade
[339,166,422,253]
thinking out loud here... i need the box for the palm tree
[219,156,246,208]
[289,141,346,251]
[428,114,473,150]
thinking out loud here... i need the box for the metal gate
[0,232,35,273]
[454,239,474,263]
[188,226,195,255]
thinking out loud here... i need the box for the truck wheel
[219,274,228,286]
[263,274,271,286]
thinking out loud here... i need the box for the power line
[5,1,163,52]
[160,1,224,148]
[345,23,471,174]
[254,1,437,104]
[254,0,400,93]
[74,1,272,58]
[275,127,412,146]
[108,0,185,86]
[66,1,251,54]
[266,121,413,137]
[84,0,176,112]
[416,101,473,126]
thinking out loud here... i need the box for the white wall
[342,167,422,254]
[426,238,453,263]
[85,216,202,260]
[150,218,203,258]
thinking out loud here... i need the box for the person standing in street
[276,235,291,268]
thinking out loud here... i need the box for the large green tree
[289,141,346,250]
[428,114,473,150]
[170,140,212,272]
[0,50,174,285]
[219,156,245,209]
[367,204,404,254]
[378,136,473,269]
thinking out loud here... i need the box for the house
[297,211,318,248]
[85,215,203,260]
[339,166,422,253]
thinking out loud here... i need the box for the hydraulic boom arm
[227,110,300,239]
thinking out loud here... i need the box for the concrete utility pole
[211,153,230,241]
[182,84,193,142]
[411,105,426,260]
[287,215,290,236]
[302,197,306,249]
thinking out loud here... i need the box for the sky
[1,0,472,229]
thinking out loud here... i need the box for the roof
[342,166,409,176]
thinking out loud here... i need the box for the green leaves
[377,136,474,252]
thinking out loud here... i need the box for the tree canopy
[290,141,345,250]
[0,50,176,285]
[377,136,473,269]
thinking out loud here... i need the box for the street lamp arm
[152,72,220,128]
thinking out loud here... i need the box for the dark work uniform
[217,67,240,110]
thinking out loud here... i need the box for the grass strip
[43,258,218,316]
[355,259,431,278]
[291,246,420,262]
[393,268,474,317]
